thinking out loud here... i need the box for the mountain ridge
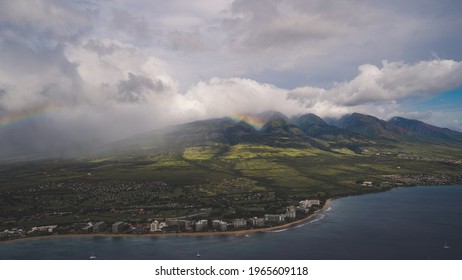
[103,111,462,157]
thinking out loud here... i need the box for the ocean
[1,185,461,260]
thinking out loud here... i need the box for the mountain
[337,113,407,140]
[256,110,290,123]
[102,111,462,157]
[389,116,462,142]
[294,113,328,131]
[223,120,262,145]
[294,113,354,141]
[107,118,239,154]
[261,113,303,137]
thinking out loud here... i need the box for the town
[0,199,322,241]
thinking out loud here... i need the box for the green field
[1,140,461,231]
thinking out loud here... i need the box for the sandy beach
[1,198,332,244]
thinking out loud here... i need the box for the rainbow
[0,103,68,129]
[228,113,265,130]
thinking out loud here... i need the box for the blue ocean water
[1,185,461,260]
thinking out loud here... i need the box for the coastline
[0,198,332,244]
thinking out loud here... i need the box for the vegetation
[1,112,461,231]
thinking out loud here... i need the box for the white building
[265,214,285,223]
[195,220,208,232]
[248,217,265,227]
[285,206,296,219]
[232,219,247,228]
[150,220,161,232]
[299,200,320,209]
[212,220,228,231]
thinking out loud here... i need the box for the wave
[270,228,288,233]
[309,214,326,224]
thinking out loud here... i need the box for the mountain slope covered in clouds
[103,111,462,157]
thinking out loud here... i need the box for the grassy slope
[1,140,461,230]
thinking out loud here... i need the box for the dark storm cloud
[1,0,462,158]
[117,73,166,103]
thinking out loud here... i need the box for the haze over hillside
[1,1,462,160]
[102,111,462,158]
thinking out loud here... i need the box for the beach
[1,198,332,244]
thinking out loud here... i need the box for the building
[31,225,58,233]
[195,220,208,232]
[93,222,107,233]
[299,200,320,209]
[81,225,93,233]
[112,221,129,234]
[166,219,192,231]
[285,206,296,219]
[165,219,179,227]
[296,207,310,214]
[265,214,285,223]
[150,221,160,232]
[177,220,192,231]
[0,231,8,239]
[248,217,265,227]
[361,181,373,187]
[212,220,228,231]
[233,219,247,228]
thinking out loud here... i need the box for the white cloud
[65,38,178,105]
[289,59,462,115]
[182,77,304,119]
[1,0,462,156]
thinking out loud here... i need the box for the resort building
[285,206,297,219]
[195,220,208,232]
[212,220,228,231]
[265,214,285,223]
[93,222,107,233]
[298,200,320,209]
[81,225,93,233]
[177,220,193,231]
[112,221,129,234]
[248,217,265,227]
[233,219,247,228]
[150,221,160,232]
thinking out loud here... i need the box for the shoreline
[0,199,332,244]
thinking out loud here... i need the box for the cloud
[168,31,209,52]
[64,38,178,104]
[182,77,305,119]
[110,9,157,44]
[1,0,462,157]
[288,59,462,116]
[0,0,94,50]
[117,73,166,103]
